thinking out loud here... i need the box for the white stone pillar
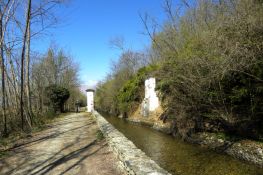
[142,77,159,116]
[86,89,94,112]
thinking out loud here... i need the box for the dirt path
[0,113,123,175]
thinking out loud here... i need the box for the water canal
[104,115,263,175]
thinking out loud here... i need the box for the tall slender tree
[0,0,12,136]
[20,0,32,130]
[25,0,33,125]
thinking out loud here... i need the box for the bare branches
[0,0,15,136]
[139,12,158,47]
[0,0,68,135]
[139,11,178,55]
[109,36,126,51]
[163,0,179,30]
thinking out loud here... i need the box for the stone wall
[93,111,171,175]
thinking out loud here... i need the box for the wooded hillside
[95,0,263,141]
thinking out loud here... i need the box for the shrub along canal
[104,115,263,175]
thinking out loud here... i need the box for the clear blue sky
[33,0,168,87]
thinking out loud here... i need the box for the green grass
[0,151,9,158]
[96,130,105,141]
[215,132,230,140]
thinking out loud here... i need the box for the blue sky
[32,0,167,87]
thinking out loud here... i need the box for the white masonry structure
[86,89,95,112]
[145,77,159,111]
[142,77,159,116]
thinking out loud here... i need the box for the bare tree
[0,0,15,136]
[25,0,33,125]
[20,0,32,130]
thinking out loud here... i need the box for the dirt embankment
[127,106,172,134]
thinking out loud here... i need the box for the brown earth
[128,106,172,134]
[0,113,123,175]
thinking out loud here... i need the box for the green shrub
[154,0,263,139]
[96,130,105,141]
[117,65,159,114]
[44,85,70,113]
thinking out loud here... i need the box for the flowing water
[104,115,263,175]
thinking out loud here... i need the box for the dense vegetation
[117,65,159,117]
[95,49,149,114]
[44,85,70,113]
[95,0,263,141]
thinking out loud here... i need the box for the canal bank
[127,116,263,168]
[95,111,263,175]
[126,106,263,168]
[93,111,171,175]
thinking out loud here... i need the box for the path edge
[92,111,171,175]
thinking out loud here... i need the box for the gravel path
[0,113,122,175]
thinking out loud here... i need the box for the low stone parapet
[93,111,171,175]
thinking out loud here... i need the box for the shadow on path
[0,113,120,175]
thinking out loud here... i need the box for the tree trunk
[0,14,7,136]
[25,12,33,125]
[7,53,19,108]
[20,0,31,130]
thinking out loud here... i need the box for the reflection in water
[104,115,263,175]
